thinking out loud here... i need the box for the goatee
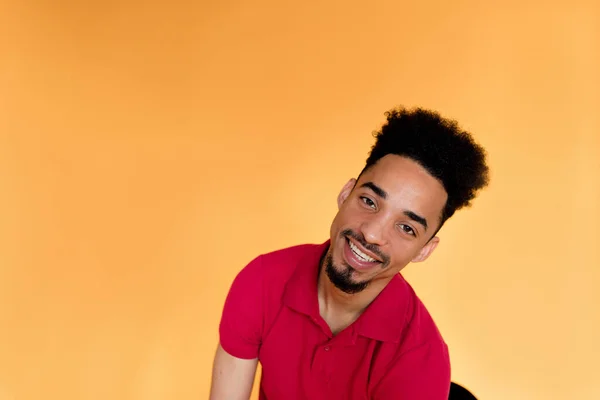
[323,253,369,294]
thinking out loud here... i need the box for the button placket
[322,344,333,385]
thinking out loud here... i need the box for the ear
[411,236,440,263]
[337,178,357,209]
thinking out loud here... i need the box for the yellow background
[1,1,599,399]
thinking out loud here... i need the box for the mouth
[343,237,383,271]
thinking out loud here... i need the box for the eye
[399,224,416,236]
[360,196,376,209]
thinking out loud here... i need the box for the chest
[257,308,396,400]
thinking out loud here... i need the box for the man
[209,107,490,399]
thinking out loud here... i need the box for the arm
[209,344,258,400]
[372,341,451,399]
[211,255,265,398]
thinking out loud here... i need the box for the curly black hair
[359,106,490,232]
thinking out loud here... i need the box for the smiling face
[325,154,449,294]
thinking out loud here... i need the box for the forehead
[357,155,448,215]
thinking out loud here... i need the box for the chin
[323,252,370,294]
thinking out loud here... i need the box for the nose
[359,216,387,246]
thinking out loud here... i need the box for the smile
[348,240,377,262]
[342,236,384,272]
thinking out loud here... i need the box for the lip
[343,237,382,271]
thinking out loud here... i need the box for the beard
[323,253,369,294]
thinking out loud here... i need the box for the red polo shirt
[219,241,451,399]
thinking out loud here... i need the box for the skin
[210,154,449,397]
[209,344,257,400]
[318,154,448,333]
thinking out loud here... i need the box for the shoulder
[384,278,450,387]
[368,278,451,397]
[219,242,326,358]
[260,242,325,264]
[233,242,325,288]
[399,277,447,351]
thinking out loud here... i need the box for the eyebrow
[360,182,387,199]
[404,210,428,232]
[360,181,428,231]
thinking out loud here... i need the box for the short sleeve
[218,255,265,360]
[372,340,451,399]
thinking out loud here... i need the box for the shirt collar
[282,241,328,318]
[354,274,408,343]
[282,239,409,343]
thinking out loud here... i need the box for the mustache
[340,229,389,263]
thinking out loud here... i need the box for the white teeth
[349,241,376,262]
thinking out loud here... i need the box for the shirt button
[324,346,330,351]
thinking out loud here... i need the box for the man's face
[325,154,448,294]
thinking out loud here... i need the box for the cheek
[388,242,420,264]
[329,212,346,238]
[332,207,354,228]
[339,202,365,224]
